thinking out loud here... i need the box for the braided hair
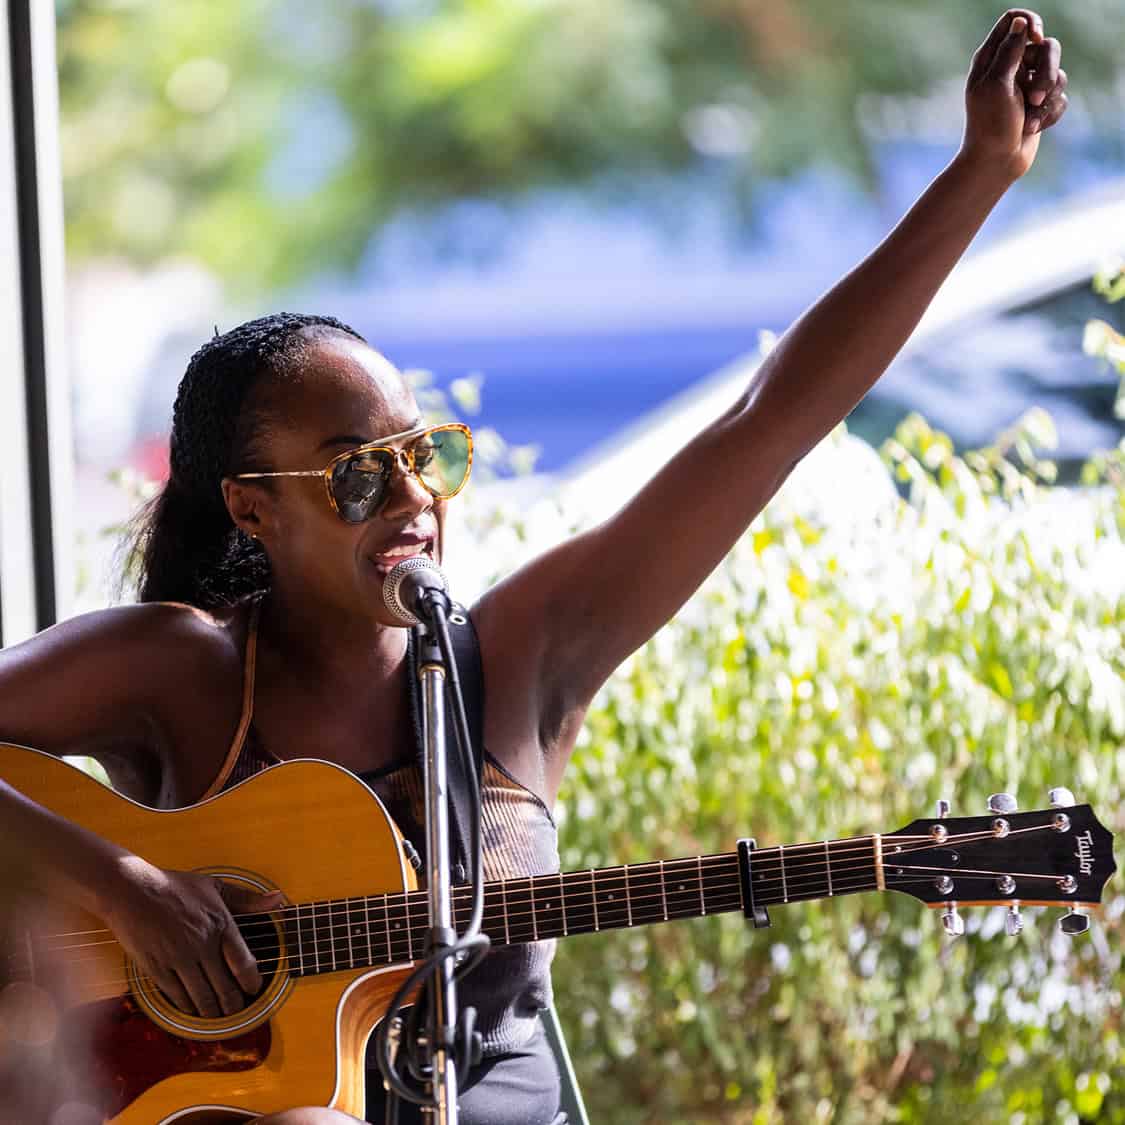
[129,312,367,609]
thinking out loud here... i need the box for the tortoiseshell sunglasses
[234,423,473,524]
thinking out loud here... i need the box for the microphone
[383,556,452,626]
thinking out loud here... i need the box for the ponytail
[130,478,269,608]
[124,312,365,609]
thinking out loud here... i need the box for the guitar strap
[405,603,484,885]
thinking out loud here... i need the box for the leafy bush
[549,408,1124,1124]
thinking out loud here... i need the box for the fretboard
[265,837,880,978]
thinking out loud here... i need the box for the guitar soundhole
[148,906,285,1016]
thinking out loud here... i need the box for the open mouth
[368,537,435,575]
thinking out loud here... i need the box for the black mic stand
[413,589,462,1125]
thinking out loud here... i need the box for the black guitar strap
[405,604,484,884]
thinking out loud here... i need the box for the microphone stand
[414,595,460,1125]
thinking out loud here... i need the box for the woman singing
[0,10,1066,1123]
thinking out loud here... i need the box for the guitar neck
[281,835,883,978]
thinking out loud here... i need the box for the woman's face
[234,335,448,624]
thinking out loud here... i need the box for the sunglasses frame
[234,422,473,522]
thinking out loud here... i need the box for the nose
[378,451,432,521]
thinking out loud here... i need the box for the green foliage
[1081,265,1125,488]
[56,0,1124,290]
[549,412,1124,1123]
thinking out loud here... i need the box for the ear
[221,477,269,541]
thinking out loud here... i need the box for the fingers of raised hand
[985,14,1038,84]
[970,9,1044,82]
[1025,67,1068,134]
[1019,37,1062,106]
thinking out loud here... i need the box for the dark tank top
[202,598,560,1058]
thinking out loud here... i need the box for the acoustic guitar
[0,743,1115,1123]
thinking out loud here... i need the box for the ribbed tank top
[200,599,560,1057]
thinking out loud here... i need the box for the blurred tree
[55,0,1123,291]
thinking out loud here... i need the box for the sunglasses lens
[327,428,471,523]
[330,450,392,523]
[414,428,471,498]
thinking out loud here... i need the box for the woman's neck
[255,584,409,689]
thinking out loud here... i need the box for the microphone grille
[382,556,449,626]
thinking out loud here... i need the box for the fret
[382,893,393,963]
[628,864,665,926]
[313,901,328,973]
[530,877,538,940]
[697,856,706,915]
[291,906,304,974]
[345,897,368,969]
[343,897,355,969]
[530,874,564,940]
[501,877,511,945]
[590,870,599,931]
[593,867,629,929]
[363,896,374,967]
[663,859,704,920]
[623,865,633,927]
[779,845,788,903]
[302,902,323,974]
[504,879,537,944]
[659,859,668,921]
[406,893,421,960]
[824,841,833,897]
[329,899,341,971]
[703,855,741,914]
[479,883,496,941]
[558,872,568,937]
[559,870,595,938]
[387,894,412,963]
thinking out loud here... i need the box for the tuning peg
[1005,905,1023,937]
[1048,787,1076,809]
[941,905,965,937]
[987,793,1018,814]
[935,798,950,819]
[1059,910,1090,936]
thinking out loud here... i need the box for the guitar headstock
[884,790,1116,936]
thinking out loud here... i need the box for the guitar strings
[42,857,1031,1008]
[12,871,942,1002]
[12,832,946,960]
[5,822,1062,978]
[8,824,1058,975]
[14,830,964,949]
[11,851,1046,997]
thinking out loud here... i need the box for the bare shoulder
[3,600,242,681]
[0,601,247,803]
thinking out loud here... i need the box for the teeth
[380,544,426,559]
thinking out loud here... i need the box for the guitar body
[0,744,418,1124]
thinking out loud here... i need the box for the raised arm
[475,9,1067,787]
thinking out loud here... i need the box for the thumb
[988,15,1029,86]
[217,880,285,914]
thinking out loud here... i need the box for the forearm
[744,153,1015,460]
[0,778,132,917]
